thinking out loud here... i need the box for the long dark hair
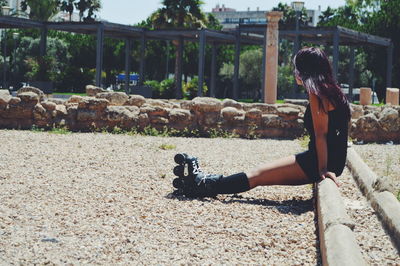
[293,47,350,120]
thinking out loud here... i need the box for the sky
[98,0,347,25]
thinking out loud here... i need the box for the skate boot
[172,153,223,197]
[172,153,202,197]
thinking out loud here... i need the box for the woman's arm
[309,93,339,186]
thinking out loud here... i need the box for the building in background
[208,4,322,30]
[5,0,25,16]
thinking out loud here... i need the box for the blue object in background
[116,74,139,82]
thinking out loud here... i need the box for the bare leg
[246,155,311,189]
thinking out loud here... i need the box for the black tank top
[303,103,349,175]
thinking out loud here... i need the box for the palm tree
[150,0,208,98]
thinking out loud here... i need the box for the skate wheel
[172,178,183,189]
[173,165,184,177]
[174,153,186,165]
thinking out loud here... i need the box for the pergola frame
[0,16,393,101]
[239,24,393,100]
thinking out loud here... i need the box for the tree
[150,0,208,98]
[74,0,101,22]
[272,2,308,27]
[21,0,60,21]
[60,0,75,21]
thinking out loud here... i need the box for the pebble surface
[0,130,318,265]
[353,143,400,195]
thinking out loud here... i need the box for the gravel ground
[353,143,400,197]
[338,166,400,264]
[0,130,318,265]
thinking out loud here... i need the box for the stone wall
[0,87,399,142]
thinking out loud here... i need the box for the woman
[175,47,351,198]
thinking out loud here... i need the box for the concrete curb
[347,148,400,251]
[316,178,365,266]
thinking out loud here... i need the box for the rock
[378,107,399,132]
[17,86,45,100]
[146,99,173,109]
[0,90,11,106]
[262,114,284,128]
[284,99,309,107]
[243,103,276,113]
[96,92,128,106]
[67,95,84,104]
[191,97,222,113]
[47,98,65,105]
[78,97,109,111]
[356,113,380,133]
[33,103,51,123]
[350,104,364,119]
[221,107,244,121]
[9,97,21,105]
[86,85,107,96]
[18,92,40,105]
[222,99,242,109]
[180,100,193,110]
[77,109,97,121]
[41,101,57,111]
[125,95,145,107]
[140,105,169,118]
[277,106,300,120]
[245,108,262,120]
[106,106,139,122]
[169,109,192,123]
[55,105,68,116]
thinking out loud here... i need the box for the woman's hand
[320,171,340,187]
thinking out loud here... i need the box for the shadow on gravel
[165,193,314,215]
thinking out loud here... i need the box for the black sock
[216,172,250,194]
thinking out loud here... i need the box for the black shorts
[295,150,345,182]
[295,150,319,182]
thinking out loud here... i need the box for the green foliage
[25,55,57,81]
[272,2,308,27]
[278,64,296,98]
[49,126,71,134]
[21,0,60,21]
[150,0,207,29]
[397,190,400,202]
[159,144,176,150]
[298,135,310,149]
[183,77,208,100]
[159,78,176,99]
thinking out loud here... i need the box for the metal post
[261,29,267,102]
[349,46,355,102]
[210,42,217,98]
[293,11,300,97]
[139,33,146,85]
[2,30,7,89]
[332,29,340,81]
[176,36,183,99]
[386,42,393,88]
[233,28,241,100]
[40,26,47,57]
[95,24,104,87]
[197,30,206,97]
[124,39,131,93]
[165,40,170,79]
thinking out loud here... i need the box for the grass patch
[397,191,400,201]
[159,144,176,150]
[49,126,71,135]
[298,135,310,149]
